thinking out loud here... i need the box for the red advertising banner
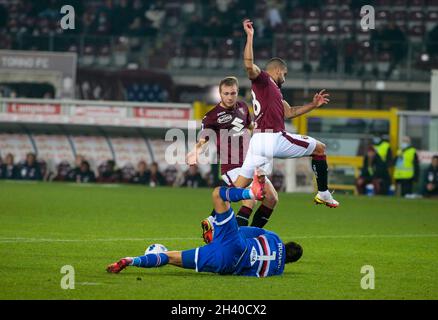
[72,106,127,117]
[7,103,61,115]
[134,107,190,120]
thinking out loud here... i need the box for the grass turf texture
[0,180,437,300]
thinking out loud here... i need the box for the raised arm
[243,19,261,80]
[283,90,330,119]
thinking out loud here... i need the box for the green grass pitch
[0,180,437,300]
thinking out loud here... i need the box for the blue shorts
[182,208,246,274]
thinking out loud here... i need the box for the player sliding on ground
[106,174,303,277]
[187,76,279,243]
[231,19,339,208]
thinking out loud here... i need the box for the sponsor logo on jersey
[218,114,233,124]
[217,111,226,116]
[277,243,283,270]
[301,135,309,140]
[231,118,244,132]
[250,246,258,266]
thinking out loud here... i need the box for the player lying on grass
[230,19,339,208]
[187,76,279,235]
[106,173,303,277]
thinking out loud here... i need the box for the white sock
[318,190,331,199]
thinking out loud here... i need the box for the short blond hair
[219,76,239,92]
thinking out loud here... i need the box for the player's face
[220,84,238,108]
[276,67,288,86]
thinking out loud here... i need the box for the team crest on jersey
[301,135,309,140]
[218,114,233,124]
[250,247,258,266]
[238,108,245,115]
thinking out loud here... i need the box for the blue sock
[131,253,169,268]
[219,186,253,202]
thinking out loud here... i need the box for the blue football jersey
[234,228,286,277]
[193,210,286,278]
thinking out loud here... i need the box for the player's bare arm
[283,90,330,119]
[243,19,261,80]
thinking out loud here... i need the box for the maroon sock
[236,206,253,227]
[250,205,274,228]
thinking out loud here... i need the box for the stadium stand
[0,0,437,81]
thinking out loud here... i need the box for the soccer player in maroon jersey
[187,76,279,241]
[231,19,339,208]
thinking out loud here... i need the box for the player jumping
[230,19,339,208]
[106,174,303,277]
[187,76,279,243]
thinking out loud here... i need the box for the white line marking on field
[77,282,103,286]
[0,234,438,243]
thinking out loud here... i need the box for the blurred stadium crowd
[356,136,438,197]
[1,0,438,80]
[0,152,287,191]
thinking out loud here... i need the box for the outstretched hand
[243,19,254,37]
[312,89,330,108]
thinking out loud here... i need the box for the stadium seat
[306,24,321,40]
[305,10,320,26]
[287,7,305,20]
[426,11,438,31]
[409,24,426,42]
[411,0,425,7]
[321,9,338,21]
[324,0,339,9]
[288,23,305,37]
[186,47,204,69]
[377,52,391,74]
[409,10,426,24]
[339,9,353,21]
[375,0,392,8]
[357,26,371,41]
[376,10,392,27]
[204,51,219,69]
[81,45,95,66]
[322,23,338,38]
[392,0,408,8]
[288,49,303,71]
[339,24,354,39]
[97,46,111,67]
[393,10,407,22]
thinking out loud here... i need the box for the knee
[264,187,278,207]
[314,142,326,156]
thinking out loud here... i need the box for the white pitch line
[291,234,438,239]
[0,237,201,243]
[0,234,438,243]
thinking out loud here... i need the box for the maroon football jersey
[251,70,285,132]
[201,101,252,174]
